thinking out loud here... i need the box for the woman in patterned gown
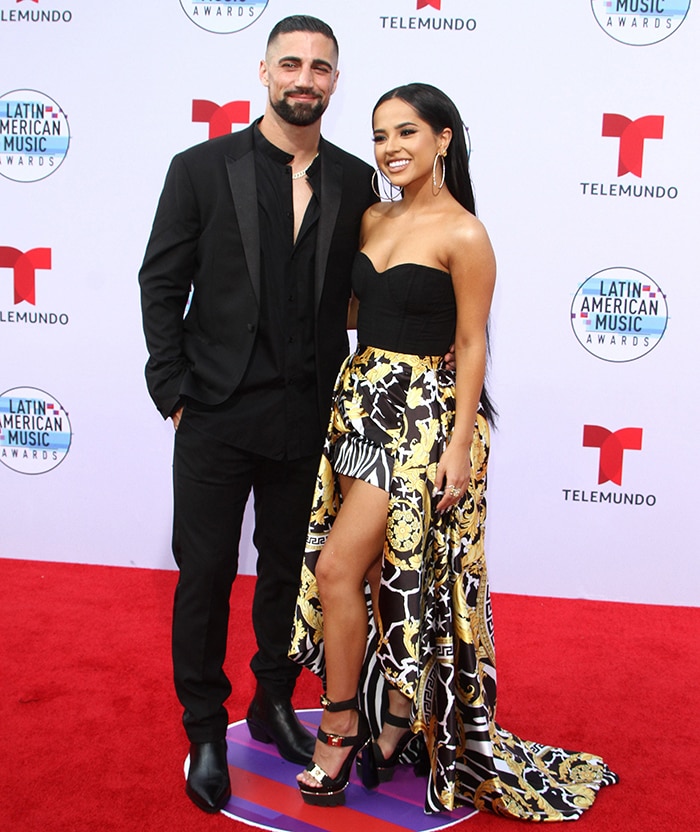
[290,83,617,818]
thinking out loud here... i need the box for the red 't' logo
[602,114,664,178]
[192,100,250,139]
[583,425,643,486]
[0,247,52,305]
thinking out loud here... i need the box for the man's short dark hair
[267,15,338,56]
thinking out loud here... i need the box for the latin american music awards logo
[179,0,268,35]
[591,0,692,45]
[570,267,668,362]
[0,89,70,182]
[0,387,72,474]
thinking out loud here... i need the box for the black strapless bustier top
[353,251,456,355]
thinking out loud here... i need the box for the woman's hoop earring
[372,168,402,202]
[432,151,446,194]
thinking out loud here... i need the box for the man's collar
[253,117,325,167]
[253,118,294,165]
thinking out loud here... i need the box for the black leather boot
[246,683,315,764]
[185,739,231,813]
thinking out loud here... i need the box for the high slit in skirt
[290,345,617,818]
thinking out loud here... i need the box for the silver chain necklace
[291,153,319,180]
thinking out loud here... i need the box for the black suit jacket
[139,123,376,419]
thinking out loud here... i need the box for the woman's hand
[171,406,183,431]
[433,440,471,512]
[443,342,456,371]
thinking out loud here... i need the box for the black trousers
[171,412,319,743]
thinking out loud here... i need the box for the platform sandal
[368,712,421,782]
[298,694,378,806]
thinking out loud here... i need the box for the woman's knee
[315,548,360,603]
[314,549,341,595]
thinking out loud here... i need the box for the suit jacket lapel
[315,141,342,313]
[225,131,261,306]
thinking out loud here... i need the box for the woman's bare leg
[297,474,388,786]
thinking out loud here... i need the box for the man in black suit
[139,15,376,813]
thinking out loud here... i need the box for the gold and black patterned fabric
[290,338,617,818]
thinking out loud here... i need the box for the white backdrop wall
[1,1,697,606]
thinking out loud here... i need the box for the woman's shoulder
[443,204,491,249]
[364,201,395,220]
[442,207,495,278]
[360,201,394,237]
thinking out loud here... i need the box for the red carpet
[1,557,697,831]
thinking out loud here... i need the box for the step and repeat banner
[1,1,697,605]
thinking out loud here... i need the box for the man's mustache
[284,88,321,101]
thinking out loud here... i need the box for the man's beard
[271,91,326,126]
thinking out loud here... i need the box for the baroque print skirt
[289,345,617,818]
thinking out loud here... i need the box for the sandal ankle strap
[320,693,358,712]
[317,726,357,747]
[384,711,411,729]
[316,709,370,749]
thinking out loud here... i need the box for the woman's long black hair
[373,83,497,424]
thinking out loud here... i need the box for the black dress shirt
[185,123,323,460]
